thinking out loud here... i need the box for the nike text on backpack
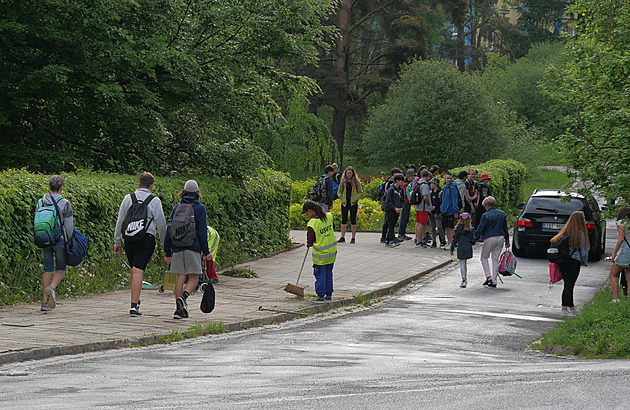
[33,194,62,248]
[122,193,155,242]
[170,203,196,248]
[547,235,574,264]
[310,176,327,202]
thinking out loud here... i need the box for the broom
[284,248,309,297]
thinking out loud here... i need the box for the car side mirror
[516,203,525,210]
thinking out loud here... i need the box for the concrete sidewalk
[0,231,454,365]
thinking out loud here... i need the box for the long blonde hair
[456,217,472,232]
[340,166,359,188]
[551,210,590,250]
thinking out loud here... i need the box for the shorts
[124,235,155,271]
[42,239,66,272]
[415,210,429,224]
[170,250,202,275]
[442,214,456,230]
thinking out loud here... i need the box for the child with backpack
[164,180,210,319]
[450,212,475,288]
[34,175,74,311]
[114,172,167,316]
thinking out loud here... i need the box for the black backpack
[547,235,575,264]
[121,193,154,242]
[170,203,196,247]
[310,176,327,202]
[409,180,425,205]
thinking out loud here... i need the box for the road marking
[435,309,562,322]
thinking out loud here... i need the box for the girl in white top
[609,207,630,302]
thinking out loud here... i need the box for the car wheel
[589,242,602,262]
[512,243,526,258]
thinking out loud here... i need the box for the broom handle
[295,247,309,286]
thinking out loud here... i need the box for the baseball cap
[430,178,440,185]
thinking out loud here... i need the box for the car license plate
[543,223,564,230]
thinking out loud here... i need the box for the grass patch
[134,322,227,346]
[520,167,573,202]
[353,292,379,307]
[222,266,258,278]
[530,287,630,358]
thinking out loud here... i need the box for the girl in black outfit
[337,166,363,244]
[550,211,590,315]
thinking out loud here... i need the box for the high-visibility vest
[207,225,220,262]
[307,214,337,265]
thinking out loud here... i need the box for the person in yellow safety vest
[302,201,337,302]
[205,226,220,284]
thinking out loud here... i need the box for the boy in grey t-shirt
[414,171,432,248]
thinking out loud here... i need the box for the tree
[546,0,630,204]
[310,0,443,167]
[0,0,336,175]
[363,59,503,169]
[480,42,569,140]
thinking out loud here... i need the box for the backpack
[310,176,328,202]
[498,249,517,276]
[169,203,196,247]
[33,194,62,248]
[121,193,155,242]
[378,178,394,210]
[547,235,574,264]
[409,180,427,206]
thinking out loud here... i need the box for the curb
[0,259,454,366]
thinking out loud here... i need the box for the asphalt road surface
[0,223,626,409]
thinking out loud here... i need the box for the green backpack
[33,194,62,248]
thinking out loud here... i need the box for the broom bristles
[284,283,305,297]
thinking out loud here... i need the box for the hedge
[0,168,290,305]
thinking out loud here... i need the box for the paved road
[0,223,622,409]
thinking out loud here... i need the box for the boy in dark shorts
[114,172,167,316]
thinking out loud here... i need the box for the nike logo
[125,220,145,237]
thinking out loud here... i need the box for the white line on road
[435,309,562,322]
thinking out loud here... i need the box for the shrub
[0,168,290,305]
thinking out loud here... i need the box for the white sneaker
[460,279,467,288]
[44,285,56,309]
[442,244,450,251]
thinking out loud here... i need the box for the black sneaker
[130,307,142,317]
[176,296,189,318]
[173,309,184,319]
[487,282,497,288]
[337,237,346,243]
[350,238,355,244]
[393,237,403,243]
[380,238,386,243]
[430,242,437,248]
[210,279,219,284]
[324,295,332,300]
[482,278,492,286]
[397,234,405,241]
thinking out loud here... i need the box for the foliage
[363,178,385,201]
[291,178,318,205]
[520,167,572,202]
[531,286,630,358]
[544,0,630,208]
[363,59,504,170]
[0,169,290,305]
[0,0,336,175]
[480,43,570,140]
[450,159,528,209]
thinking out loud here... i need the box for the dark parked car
[512,189,605,261]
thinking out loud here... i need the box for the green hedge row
[0,169,290,305]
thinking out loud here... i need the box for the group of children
[37,173,220,319]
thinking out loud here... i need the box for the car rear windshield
[525,197,592,218]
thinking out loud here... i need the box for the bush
[450,159,527,209]
[363,178,384,201]
[0,168,290,305]
[291,178,317,204]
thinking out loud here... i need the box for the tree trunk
[331,0,353,166]
[457,24,466,72]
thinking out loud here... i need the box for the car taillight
[517,219,533,228]
[586,223,596,230]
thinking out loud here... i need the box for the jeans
[42,239,66,272]
[429,213,445,245]
[313,263,334,297]
[398,203,411,236]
